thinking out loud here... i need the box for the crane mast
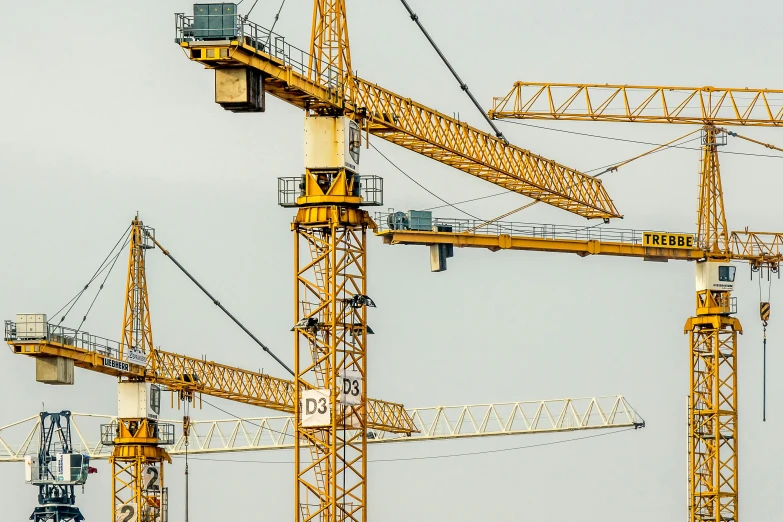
[310,0,351,91]
[290,114,375,520]
[26,411,91,522]
[687,126,739,522]
[121,216,155,368]
[108,217,172,522]
[483,81,782,522]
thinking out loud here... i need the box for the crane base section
[31,504,85,522]
[35,356,74,385]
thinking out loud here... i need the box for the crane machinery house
[118,382,162,422]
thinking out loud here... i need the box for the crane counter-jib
[174,14,621,220]
[377,229,705,261]
[374,214,783,266]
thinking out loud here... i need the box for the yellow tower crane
[377,83,783,522]
[6,215,642,520]
[7,215,413,522]
[109,216,171,522]
[173,2,624,521]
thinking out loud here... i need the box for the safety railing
[99,423,116,446]
[5,320,123,360]
[277,177,301,207]
[278,175,384,208]
[375,212,663,246]
[175,12,343,92]
[100,422,175,446]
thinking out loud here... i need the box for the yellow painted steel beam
[293,217,371,521]
[5,338,413,434]
[490,82,783,127]
[377,229,704,261]
[728,231,783,266]
[178,38,620,220]
[310,0,351,83]
[377,228,783,266]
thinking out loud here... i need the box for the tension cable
[50,224,131,326]
[144,230,294,377]
[398,0,508,143]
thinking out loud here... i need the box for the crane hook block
[761,302,771,323]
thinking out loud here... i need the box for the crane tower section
[26,411,92,522]
[284,113,381,522]
[102,382,173,522]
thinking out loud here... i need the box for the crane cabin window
[150,385,161,416]
[719,266,736,282]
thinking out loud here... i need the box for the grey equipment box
[193,3,238,40]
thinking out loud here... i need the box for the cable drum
[387,212,409,230]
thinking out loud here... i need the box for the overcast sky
[2,0,782,520]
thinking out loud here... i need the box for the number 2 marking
[118,505,135,522]
[143,466,159,491]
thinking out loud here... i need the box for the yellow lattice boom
[174,22,620,219]
[490,82,783,126]
[5,334,414,434]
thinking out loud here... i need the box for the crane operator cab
[696,261,737,293]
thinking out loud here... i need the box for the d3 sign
[301,389,331,427]
[339,370,362,406]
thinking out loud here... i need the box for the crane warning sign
[642,232,695,249]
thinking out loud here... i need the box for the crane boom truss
[173,16,620,220]
[490,82,783,126]
[4,323,413,434]
[0,396,643,462]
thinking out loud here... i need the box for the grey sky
[1,0,782,520]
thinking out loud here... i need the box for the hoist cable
[184,398,190,522]
[759,274,772,422]
[397,0,508,144]
[51,225,131,325]
[763,325,767,422]
[145,232,294,377]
